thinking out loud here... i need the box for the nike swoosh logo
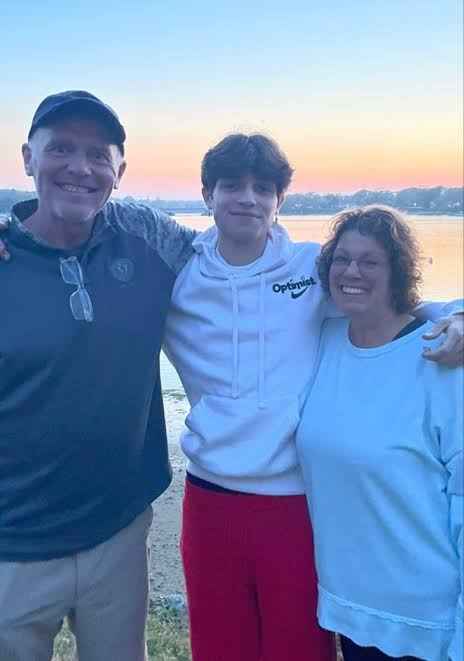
[291,287,309,299]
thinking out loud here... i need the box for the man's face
[22,117,126,225]
[203,174,283,248]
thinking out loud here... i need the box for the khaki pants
[0,506,153,661]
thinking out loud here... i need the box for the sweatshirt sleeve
[448,499,463,661]
[109,201,199,275]
[323,298,464,324]
[414,299,464,321]
[434,366,464,661]
[447,454,463,661]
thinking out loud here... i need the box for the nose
[344,259,362,277]
[66,152,92,176]
[237,184,257,205]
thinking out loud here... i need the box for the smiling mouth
[56,183,97,194]
[341,285,366,295]
[230,212,260,219]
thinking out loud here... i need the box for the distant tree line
[1,186,462,216]
[121,196,206,215]
[279,187,463,215]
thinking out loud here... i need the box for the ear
[114,160,127,189]
[202,186,213,208]
[22,143,34,177]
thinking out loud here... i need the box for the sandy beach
[149,452,186,599]
[148,388,189,600]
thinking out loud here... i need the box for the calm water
[177,213,464,301]
[162,214,463,448]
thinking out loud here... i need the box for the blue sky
[1,0,462,197]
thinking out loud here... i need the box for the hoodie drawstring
[229,277,240,398]
[258,274,266,409]
[228,273,266,408]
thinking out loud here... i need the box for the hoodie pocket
[182,394,300,479]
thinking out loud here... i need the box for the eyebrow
[220,176,274,185]
[90,145,112,155]
[44,138,70,147]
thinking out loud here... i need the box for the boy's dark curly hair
[201,133,294,196]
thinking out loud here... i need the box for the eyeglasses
[331,254,388,275]
[59,256,94,322]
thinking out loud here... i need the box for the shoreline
[149,388,188,600]
[149,457,186,600]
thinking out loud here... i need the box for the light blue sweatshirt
[296,318,463,661]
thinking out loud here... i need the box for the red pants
[181,481,335,661]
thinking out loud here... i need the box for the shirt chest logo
[109,258,135,283]
[272,275,317,299]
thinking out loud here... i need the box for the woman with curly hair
[296,206,463,661]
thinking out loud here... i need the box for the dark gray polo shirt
[0,199,196,560]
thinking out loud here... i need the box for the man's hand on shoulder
[0,216,10,261]
[423,313,464,367]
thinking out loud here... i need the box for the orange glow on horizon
[118,138,462,198]
[2,114,462,199]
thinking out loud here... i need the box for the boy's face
[203,173,283,248]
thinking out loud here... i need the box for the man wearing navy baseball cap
[22,90,127,248]
[0,92,196,661]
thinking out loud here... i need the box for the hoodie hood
[192,223,294,279]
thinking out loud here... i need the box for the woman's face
[329,230,394,319]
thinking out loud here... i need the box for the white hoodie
[163,223,328,495]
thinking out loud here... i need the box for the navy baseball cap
[28,90,126,149]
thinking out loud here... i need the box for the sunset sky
[1,0,462,198]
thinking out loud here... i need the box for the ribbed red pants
[181,481,335,661]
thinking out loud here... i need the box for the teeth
[342,286,365,294]
[59,184,93,193]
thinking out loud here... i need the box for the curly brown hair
[318,205,422,313]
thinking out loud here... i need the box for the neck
[349,310,415,347]
[217,235,267,266]
[23,208,95,249]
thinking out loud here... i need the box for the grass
[52,605,342,661]
[146,606,191,661]
[52,605,191,661]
